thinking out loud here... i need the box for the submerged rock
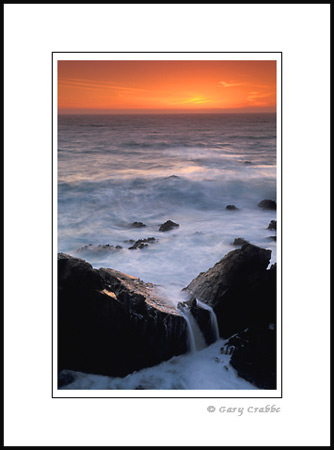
[164,175,181,180]
[131,221,146,228]
[128,237,156,250]
[226,204,239,211]
[159,220,179,232]
[58,253,187,382]
[76,244,123,254]
[258,199,277,210]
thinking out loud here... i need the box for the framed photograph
[53,53,281,398]
[4,4,330,447]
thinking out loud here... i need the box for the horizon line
[58,109,276,115]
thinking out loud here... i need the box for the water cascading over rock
[58,242,277,389]
[183,243,277,389]
[184,243,276,338]
[177,303,206,352]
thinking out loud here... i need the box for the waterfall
[195,299,220,342]
[178,304,206,353]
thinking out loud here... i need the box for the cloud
[218,81,243,88]
[59,78,147,94]
[169,96,213,105]
[246,91,273,106]
[182,97,211,104]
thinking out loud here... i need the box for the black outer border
[52,51,282,399]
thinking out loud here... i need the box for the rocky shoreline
[58,241,277,390]
[58,253,187,382]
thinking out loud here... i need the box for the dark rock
[164,175,181,180]
[184,244,276,338]
[268,236,276,241]
[131,221,146,228]
[58,370,75,388]
[232,237,249,246]
[270,262,277,271]
[188,298,217,345]
[226,205,239,211]
[128,237,156,250]
[58,253,187,378]
[184,245,277,388]
[58,253,104,292]
[220,328,249,354]
[159,220,179,232]
[258,199,277,210]
[76,244,122,255]
[267,220,277,231]
[244,161,252,165]
[124,239,135,244]
[222,325,276,389]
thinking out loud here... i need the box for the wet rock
[131,221,146,228]
[58,252,104,292]
[267,220,277,231]
[58,253,187,378]
[164,175,181,180]
[222,326,276,389]
[220,329,249,354]
[226,205,239,211]
[258,199,276,210]
[58,370,75,388]
[188,298,217,345]
[159,220,179,232]
[76,244,122,255]
[185,245,277,388]
[232,237,249,246]
[184,244,276,339]
[128,237,156,250]
[270,262,277,271]
[268,236,276,241]
[244,161,252,165]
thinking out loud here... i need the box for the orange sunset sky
[58,60,276,114]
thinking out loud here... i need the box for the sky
[58,60,276,114]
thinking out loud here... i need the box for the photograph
[56,56,280,393]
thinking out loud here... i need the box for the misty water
[58,113,276,390]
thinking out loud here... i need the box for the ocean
[57,112,277,390]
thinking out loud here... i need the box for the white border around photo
[4,4,330,447]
